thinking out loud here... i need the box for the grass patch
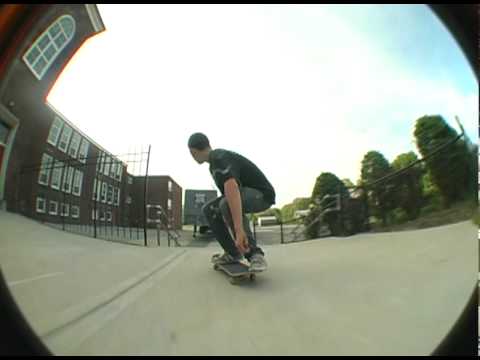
[370,200,477,233]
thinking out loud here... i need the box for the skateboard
[213,262,256,285]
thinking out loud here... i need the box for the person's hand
[234,229,250,255]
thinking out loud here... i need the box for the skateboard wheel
[249,274,256,281]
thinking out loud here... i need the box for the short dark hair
[188,132,210,150]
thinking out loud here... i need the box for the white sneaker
[249,253,267,272]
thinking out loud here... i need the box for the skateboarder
[188,132,275,272]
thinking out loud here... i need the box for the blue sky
[48,4,477,208]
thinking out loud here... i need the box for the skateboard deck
[213,262,256,285]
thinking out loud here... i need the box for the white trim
[71,205,80,219]
[49,200,58,215]
[50,160,64,190]
[72,169,83,196]
[104,155,110,176]
[47,116,63,147]
[38,153,54,186]
[78,138,89,163]
[85,4,105,33]
[61,203,70,217]
[107,184,113,204]
[36,197,46,213]
[68,131,81,158]
[62,166,74,193]
[22,15,76,80]
[101,182,107,203]
[58,124,73,153]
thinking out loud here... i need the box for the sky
[47,4,478,209]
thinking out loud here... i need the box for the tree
[391,152,424,220]
[304,172,349,238]
[413,115,473,207]
[360,151,395,226]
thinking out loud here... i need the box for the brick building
[0,5,183,231]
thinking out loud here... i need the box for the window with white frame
[92,178,97,200]
[104,155,110,176]
[50,160,64,190]
[107,184,113,204]
[58,124,73,152]
[38,153,54,186]
[62,166,74,193]
[126,195,132,204]
[61,203,70,217]
[99,210,105,221]
[106,211,112,222]
[78,138,89,163]
[96,179,102,201]
[72,169,83,196]
[71,205,80,219]
[101,182,107,203]
[49,200,58,215]
[168,180,172,192]
[168,199,172,211]
[68,131,81,158]
[116,164,123,181]
[96,151,103,172]
[91,209,98,220]
[47,116,63,146]
[22,15,75,80]
[114,188,120,206]
[36,197,46,213]
[110,161,117,178]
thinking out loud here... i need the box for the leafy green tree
[414,115,473,207]
[391,152,424,220]
[360,151,395,226]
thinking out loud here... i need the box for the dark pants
[202,187,272,261]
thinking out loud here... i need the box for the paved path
[0,210,476,355]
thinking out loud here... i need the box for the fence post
[280,219,284,244]
[143,145,151,247]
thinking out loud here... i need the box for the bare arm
[224,178,249,254]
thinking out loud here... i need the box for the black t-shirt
[208,149,276,205]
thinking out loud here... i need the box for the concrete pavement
[0,210,477,355]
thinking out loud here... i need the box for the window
[110,161,117,178]
[107,184,113,204]
[62,166,74,193]
[116,164,123,181]
[101,182,107,203]
[36,197,46,213]
[104,155,110,176]
[95,180,102,201]
[128,176,133,185]
[114,188,120,206]
[47,117,63,146]
[72,169,83,196]
[38,154,54,186]
[49,201,58,215]
[68,132,81,158]
[50,160,64,190]
[168,180,172,192]
[61,203,69,217]
[96,151,103,172]
[91,209,98,220]
[168,199,172,211]
[78,139,89,163]
[126,195,132,204]
[92,179,97,200]
[22,15,76,80]
[99,210,105,221]
[58,124,73,152]
[106,211,112,222]
[71,205,80,219]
